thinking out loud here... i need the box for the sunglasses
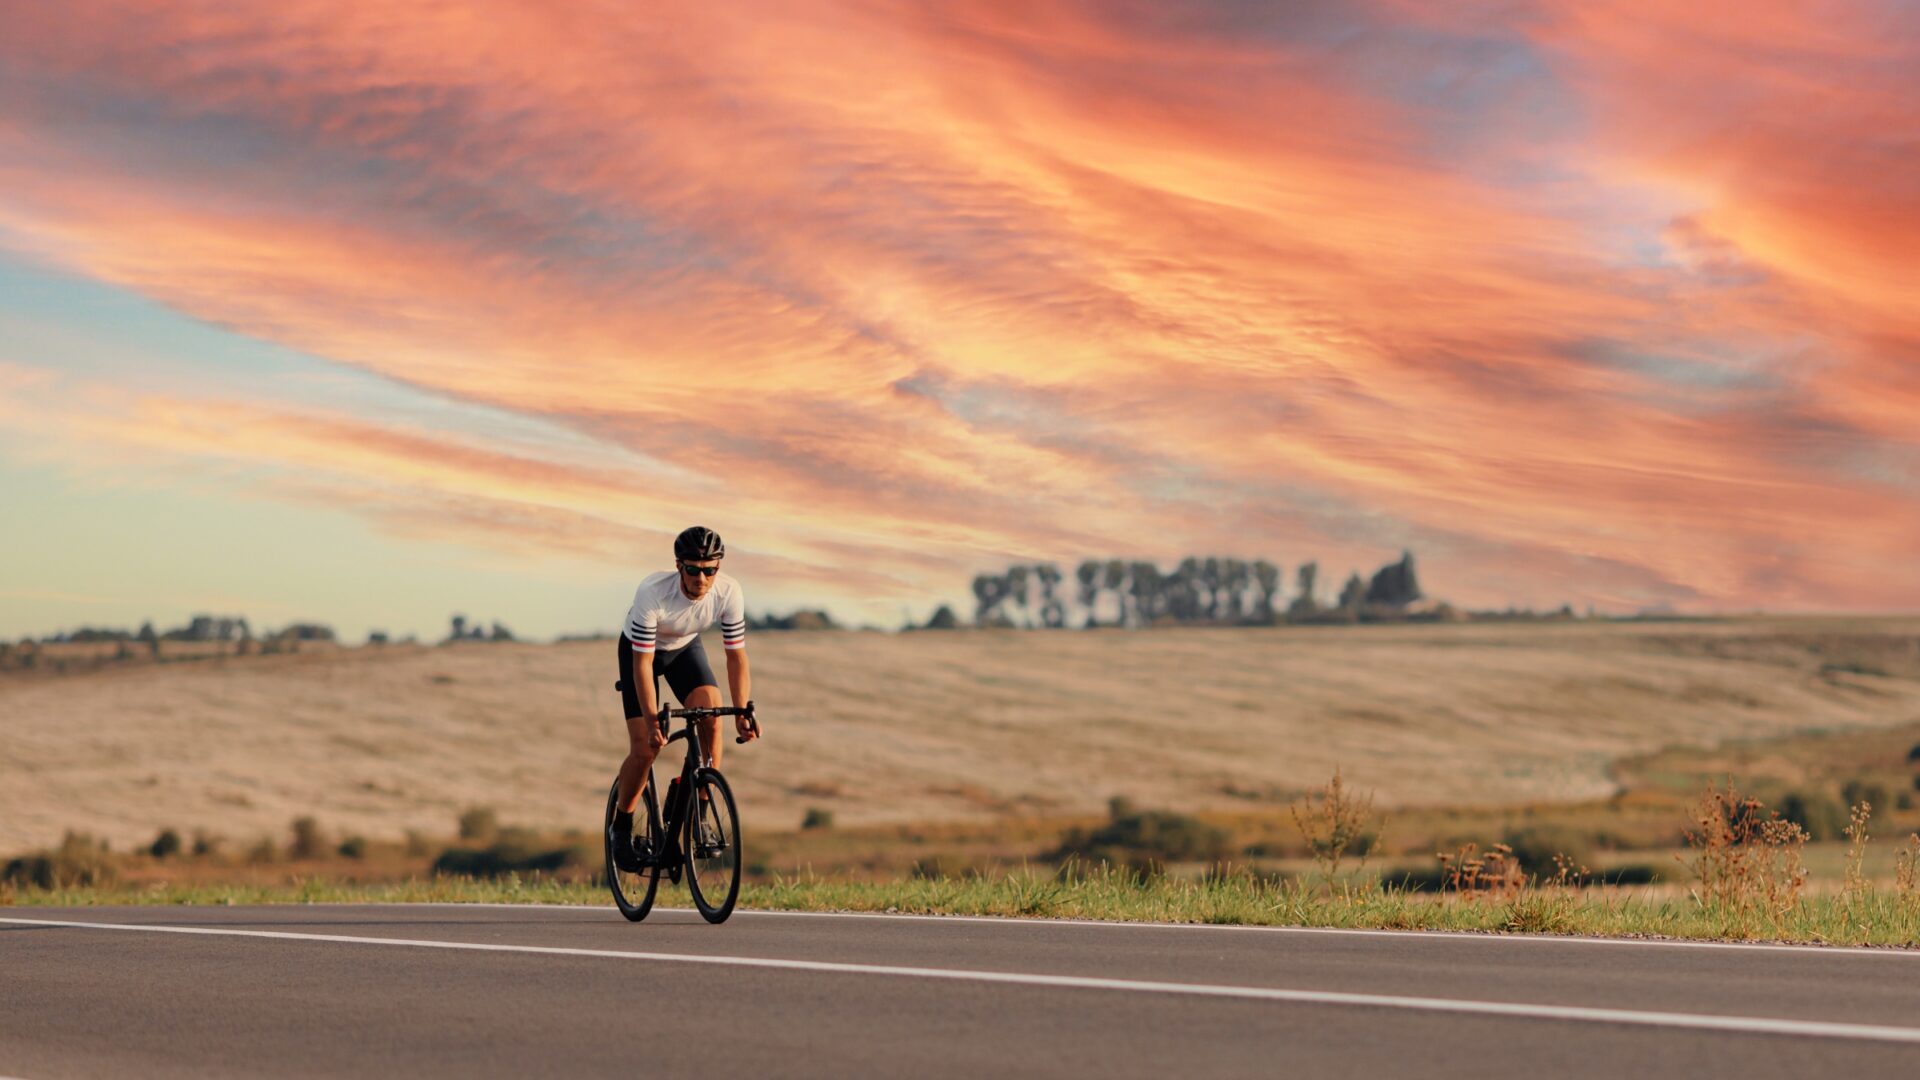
[679,563,720,577]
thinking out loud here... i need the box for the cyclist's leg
[615,636,659,813]
[669,637,724,769]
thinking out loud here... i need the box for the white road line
[5,915,1920,1046]
[379,903,1920,959]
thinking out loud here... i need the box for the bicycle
[603,693,759,924]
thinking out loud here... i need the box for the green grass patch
[10,869,1920,947]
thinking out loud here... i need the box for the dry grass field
[2,617,1917,854]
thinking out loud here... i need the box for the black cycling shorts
[617,634,718,718]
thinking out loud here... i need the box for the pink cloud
[1,1,1915,612]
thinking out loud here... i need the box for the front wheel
[684,768,742,923]
[605,775,662,922]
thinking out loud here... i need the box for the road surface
[5,904,1920,1077]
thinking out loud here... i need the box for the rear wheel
[684,768,741,924]
[605,775,662,922]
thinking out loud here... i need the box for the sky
[2,0,1917,641]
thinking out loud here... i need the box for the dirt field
[2,618,1917,852]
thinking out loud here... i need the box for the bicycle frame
[653,703,756,837]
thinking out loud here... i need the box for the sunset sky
[3,0,1917,640]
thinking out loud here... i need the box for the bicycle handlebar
[659,700,760,744]
[614,681,761,743]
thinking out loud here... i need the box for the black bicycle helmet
[674,525,725,561]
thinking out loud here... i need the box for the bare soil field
[2,618,1917,853]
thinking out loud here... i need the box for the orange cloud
[1,0,1916,613]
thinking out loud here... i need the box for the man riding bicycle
[609,525,757,870]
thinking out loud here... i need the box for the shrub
[190,829,222,857]
[1840,778,1891,814]
[1778,790,1848,841]
[1,832,116,889]
[457,806,499,843]
[149,828,183,860]
[338,836,368,860]
[1383,866,1450,892]
[1051,800,1233,871]
[289,817,326,860]
[800,807,835,831]
[911,854,979,879]
[1598,863,1662,885]
[247,837,280,864]
[1500,825,1597,878]
[431,828,582,878]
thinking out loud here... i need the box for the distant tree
[1253,560,1281,622]
[458,806,499,843]
[489,621,515,642]
[1105,560,1131,625]
[972,574,1013,626]
[1075,561,1102,626]
[1129,562,1162,625]
[1292,562,1320,619]
[450,614,468,641]
[1338,572,1367,611]
[1201,557,1222,620]
[1035,563,1067,628]
[1364,551,1423,608]
[923,604,960,630]
[289,817,325,860]
[1221,559,1251,621]
[149,829,182,860]
[1170,558,1204,622]
[1005,565,1032,627]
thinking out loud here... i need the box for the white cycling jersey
[623,570,747,654]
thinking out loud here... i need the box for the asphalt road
[5,904,1920,1078]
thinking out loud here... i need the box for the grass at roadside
[10,868,1920,948]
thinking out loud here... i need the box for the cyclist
[609,525,756,870]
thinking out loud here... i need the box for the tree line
[957,551,1426,629]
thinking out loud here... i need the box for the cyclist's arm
[636,651,660,722]
[725,648,753,739]
[624,595,662,734]
[720,585,752,735]
[725,647,750,710]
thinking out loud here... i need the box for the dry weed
[1677,780,1808,930]
[1841,800,1873,916]
[1437,842,1526,902]
[1289,768,1379,885]
[1895,834,1920,908]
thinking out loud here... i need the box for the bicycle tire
[604,775,662,922]
[683,767,742,924]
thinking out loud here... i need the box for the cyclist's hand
[644,713,667,750]
[735,715,758,743]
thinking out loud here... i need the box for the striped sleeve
[720,583,747,651]
[625,590,657,653]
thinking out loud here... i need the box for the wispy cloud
[1,0,1915,616]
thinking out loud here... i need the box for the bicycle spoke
[684,770,741,923]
